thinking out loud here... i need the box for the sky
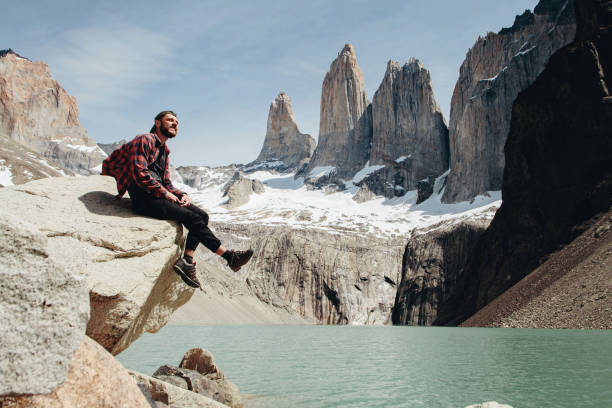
[3,0,538,167]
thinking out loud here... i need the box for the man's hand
[165,191,180,203]
[179,194,192,207]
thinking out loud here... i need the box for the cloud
[48,24,174,106]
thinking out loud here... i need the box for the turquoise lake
[117,325,612,408]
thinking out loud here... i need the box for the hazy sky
[3,0,538,167]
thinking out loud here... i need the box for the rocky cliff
[358,59,449,199]
[392,219,490,325]
[248,92,315,172]
[435,0,612,325]
[442,0,576,203]
[0,49,106,175]
[304,44,372,184]
[212,223,405,325]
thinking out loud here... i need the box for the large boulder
[129,371,228,408]
[0,336,151,407]
[222,172,265,209]
[0,214,89,396]
[151,348,243,408]
[0,175,194,355]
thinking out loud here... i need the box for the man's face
[156,114,178,139]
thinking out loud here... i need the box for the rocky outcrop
[435,0,612,325]
[442,0,576,203]
[0,133,71,186]
[361,59,448,198]
[392,220,490,325]
[129,371,228,408]
[97,139,127,156]
[0,214,89,396]
[0,50,107,175]
[248,92,315,172]
[152,348,242,408]
[0,175,194,355]
[176,165,238,190]
[304,44,372,183]
[213,223,405,324]
[222,172,265,209]
[1,336,151,407]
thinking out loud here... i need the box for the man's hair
[150,110,177,133]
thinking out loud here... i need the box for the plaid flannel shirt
[101,133,184,199]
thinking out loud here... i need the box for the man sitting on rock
[102,110,253,289]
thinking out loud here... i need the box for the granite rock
[305,44,372,182]
[249,92,315,172]
[442,0,576,202]
[130,371,229,408]
[0,50,107,175]
[435,0,612,325]
[0,175,194,355]
[222,171,265,209]
[0,336,151,407]
[0,214,89,396]
[364,59,449,197]
[392,220,490,325]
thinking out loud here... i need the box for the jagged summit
[358,56,448,199]
[304,43,372,185]
[246,91,315,173]
[0,49,29,60]
[442,0,575,203]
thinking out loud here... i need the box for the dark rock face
[364,59,449,198]
[392,220,489,325]
[248,92,315,173]
[434,0,612,325]
[442,0,576,203]
[305,44,372,182]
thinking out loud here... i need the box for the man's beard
[160,124,177,139]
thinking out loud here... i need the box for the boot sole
[173,264,201,288]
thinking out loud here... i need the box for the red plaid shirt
[102,133,184,199]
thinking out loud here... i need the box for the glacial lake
[117,325,612,408]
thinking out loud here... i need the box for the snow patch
[308,166,336,181]
[0,165,14,186]
[395,155,411,163]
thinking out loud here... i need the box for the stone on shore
[129,371,229,408]
[0,336,150,407]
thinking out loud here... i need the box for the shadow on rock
[79,191,137,218]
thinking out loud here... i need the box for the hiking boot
[226,249,254,272]
[173,257,201,288]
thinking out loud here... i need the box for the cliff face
[359,59,449,198]
[442,0,576,203]
[214,224,405,325]
[435,0,612,325]
[250,92,315,172]
[0,50,106,175]
[305,44,372,183]
[392,220,489,325]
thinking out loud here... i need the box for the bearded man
[102,110,253,289]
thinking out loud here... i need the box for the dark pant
[128,186,221,253]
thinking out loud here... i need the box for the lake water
[117,325,612,408]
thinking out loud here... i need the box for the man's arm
[130,135,169,198]
[162,155,185,199]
